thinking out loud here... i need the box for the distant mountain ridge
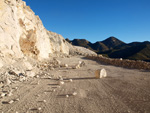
[66,37,150,62]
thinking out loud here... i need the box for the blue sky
[24,0,150,43]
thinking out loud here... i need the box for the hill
[66,37,150,61]
[106,41,150,62]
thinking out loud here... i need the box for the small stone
[66,95,69,98]
[59,81,64,85]
[69,79,73,82]
[38,107,42,111]
[43,100,46,103]
[61,64,68,68]
[73,64,80,69]
[8,100,14,104]
[7,92,13,96]
[5,78,11,86]
[26,71,35,78]
[37,81,39,85]
[0,82,4,88]
[15,98,20,101]
[48,76,52,79]
[58,76,63,81]
[35,75,39,78]
[19,76,26,82]
[72,92,77,96]
[1,93,6,97]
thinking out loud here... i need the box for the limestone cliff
[0,0,70,60]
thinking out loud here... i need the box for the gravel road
[1,56,150,113]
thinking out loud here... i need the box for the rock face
[0,0,70,60]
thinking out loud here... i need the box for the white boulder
[95,68,107,78]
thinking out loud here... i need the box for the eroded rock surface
[0,0,71,61]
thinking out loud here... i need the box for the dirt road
[1,56,150,113]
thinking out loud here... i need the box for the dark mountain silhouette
[101,37,126,49]
[92,42,109,52]
[66,37,150,62]
[106,41,150,61]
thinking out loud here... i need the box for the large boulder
[95,68,107,78]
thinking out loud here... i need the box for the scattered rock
[38,107,42,111]
[66,95,69,98]
[24,62,33,70]
[14,98,20,101]
[72,64,80,69]
[4,78,11,86]
[0,93,6,98]
[0,82,4,88]
[69,79,73,82]
[78,61,85,67]
[53,58,61,65]
[15,87,18,90]
[37,81,39,85]
[19,76,26,82]
[60,64,68,68]
[7,91,13,97]
[8,100,14,104]
[72,92,77,96]
[47,76,52,79]
[8,70,18,76]
[26,71,35,77]
[58,76,63,81]
[43,100,46,103]
[35,75,39,78]
[95,68,107,78]
[59,81,64,85]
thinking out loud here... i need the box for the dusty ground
[0,56,150,113]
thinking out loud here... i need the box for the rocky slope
[0,0,71,63]
[0,0,96,85]
[0,0,96,107]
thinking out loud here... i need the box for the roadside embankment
[86,55,150,70]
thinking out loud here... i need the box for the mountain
[101,37,126,49]
[66,36,125,52]
[92,42,109,52]
[107,41,150,61]
[71,39,90,48]
[66,37,150,62]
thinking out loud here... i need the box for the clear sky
[24,0,150,43]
